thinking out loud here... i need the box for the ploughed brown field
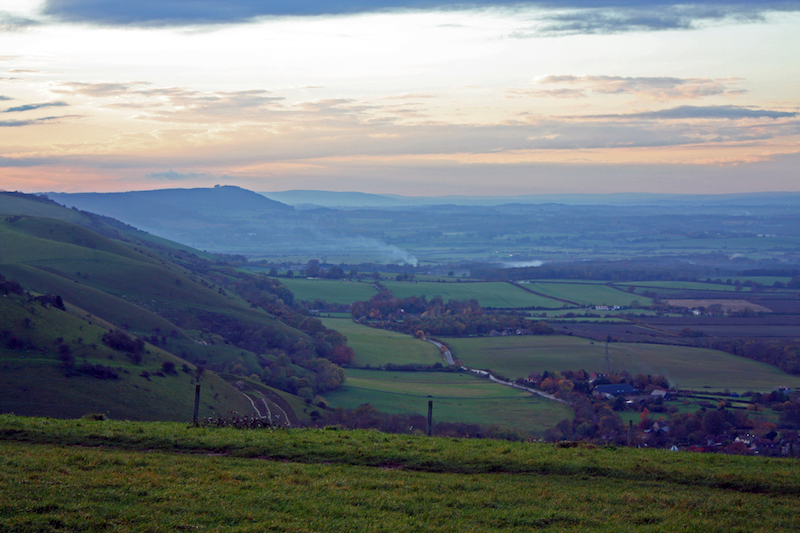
[665,299,773,313]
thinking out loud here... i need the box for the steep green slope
[0,194,348,421]
[0,291,253,420]
[0,215,306,359]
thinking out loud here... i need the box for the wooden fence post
[426,400,433,436]
[193,384,201,426]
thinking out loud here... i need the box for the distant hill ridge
[260,189,800,208]
[48,185,293,220]
[46,186,295,248]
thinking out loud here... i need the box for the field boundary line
[508,281,580,307]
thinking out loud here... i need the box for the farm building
[594,383,638,398]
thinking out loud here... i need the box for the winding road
[425,339,454,365]
[426,338,572,406]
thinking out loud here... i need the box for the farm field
[320,318,442,367]
[657,236,800,250]
[527,308,665,318]
[1,416,799,533]
[324,369,572,433]
[444,335,800,392]
[521,282,653,307]
[380,280,560,308]
[624,281,744,291]
[275,277,378,304]
[543,317,630,323]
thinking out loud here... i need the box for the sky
[0,0,798,196]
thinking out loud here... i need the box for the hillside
[47,186,303,254]
[0,287,253,420]
[0,193,350,422]
[1,415,798,532]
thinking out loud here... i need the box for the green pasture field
[276,277,378,304]
[325,369,573,433]
[320,311,353,318]
[411,274,473,282]
[1,416,799,533]
[320,318,442,367]
[445,335,800,392]
[380,281,561,308]
[521,282,653,307]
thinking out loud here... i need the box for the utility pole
[426,400,433,436]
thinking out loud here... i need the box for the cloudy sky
[1,0,798,195]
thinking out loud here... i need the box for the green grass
[381,281,560,308]
[0,288,255,421]
[325,369,573,433]
[521,282,653,307]
[320,318,442,367]
[276,277,379,304]
[445,335,800,392]
[1,416,799,532]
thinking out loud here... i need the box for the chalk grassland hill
[47,186,359,257]
[0,290,253,420]
[0,191,205,256]
[445,335,800,392]
[2,416,798,532]
[0,213,302,367]
[47,185,293,247]
[0,193,319,421]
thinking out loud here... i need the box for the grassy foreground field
[445,335,800,392]
[324,369,573,433]
[1,415,798,532]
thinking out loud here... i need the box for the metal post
[627,420,632,446]
[193,384,201,426]
[426,400,433,436]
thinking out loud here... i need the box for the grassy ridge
[2,415,797,491]
[446,335,800,391]
[4,439,797,533]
